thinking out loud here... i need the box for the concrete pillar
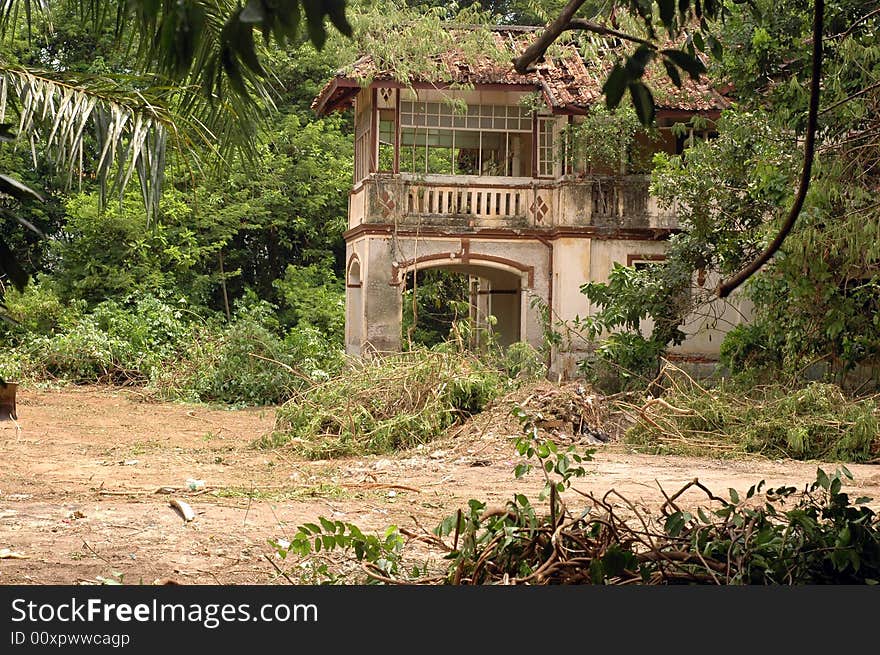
[362,237,402,353]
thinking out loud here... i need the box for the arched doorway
[400,262,523,350]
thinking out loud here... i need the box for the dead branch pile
[472,380,615,444]
[369,471,880,585]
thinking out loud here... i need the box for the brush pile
[271,348,510,459]
[622,363,880,462]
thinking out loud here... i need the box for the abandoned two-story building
[312,26,751,378]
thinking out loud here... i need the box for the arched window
[347,256,362,287]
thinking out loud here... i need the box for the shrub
[0,281,84,342]
[578,332,665,394]
[154,305,344,406]
[8,293,195,384]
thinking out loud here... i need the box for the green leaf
[657,0,676,26]
[817,468,830,490]
[220,46,247,97]
[602,63,628,109]
[234,20,267,77]
[0,174,45,203]
[662,59,682,88]
[625,45,655,79]
[729,488,740,504]
[706,34,723,60]
[601,545,638,578]
[302,0,327,50]
[319,516,336,533]
[325,0,353,37]
[628,81,655,126]
[665,511,686,537]
[660,49,706,79]
[830,478,842,496]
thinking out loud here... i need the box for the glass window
[395,102,537,177]
[537,117,555,177]
[378,110,395,173]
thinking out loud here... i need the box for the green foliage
[1,282,343,403]
[274,264,345,341]
[194,113,352,305]
[271,522,405,584]
[563,104,647,174]
[626,369,879,463]
[651,110,797,277]
[579,332,665,394]
[155,295,344,406]
[271,347,518,458]
[50,192,204,305]
[497,341,545,380]
[402,269,471,348]
[572,259,691,392]
[718,322,784,374]
[510,405,594,501]
[333,2,507,87]
[0,280,83,339]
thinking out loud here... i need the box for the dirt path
[1,386,879,585]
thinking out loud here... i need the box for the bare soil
[1,385,879,585]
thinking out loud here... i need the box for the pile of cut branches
[269,348,509,458]
[430,471,879,585]
[272,407,880,585]
[513,381,611,444]
[622,362,880,462]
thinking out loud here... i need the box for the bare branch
[716,0,825,298]
[513,0,590,73]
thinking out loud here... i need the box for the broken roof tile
[312,26,730,115]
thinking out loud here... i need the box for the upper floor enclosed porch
[311,26,730,232]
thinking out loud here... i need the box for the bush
[0,281,84,342]
[10,293,194,384]
[578,332,665,394]
[719,322,784,373]
[154,298,344,405]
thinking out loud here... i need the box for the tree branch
[565,19,657,49]
[819,79,880,116]
[513,0,590,73]
[716,0,824,298]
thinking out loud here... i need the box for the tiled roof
[312,26,730,115]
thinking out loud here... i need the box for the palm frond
[0,65,220,219]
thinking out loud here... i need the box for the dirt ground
[1,385,879,585]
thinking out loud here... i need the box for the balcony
[348,173,679,232]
